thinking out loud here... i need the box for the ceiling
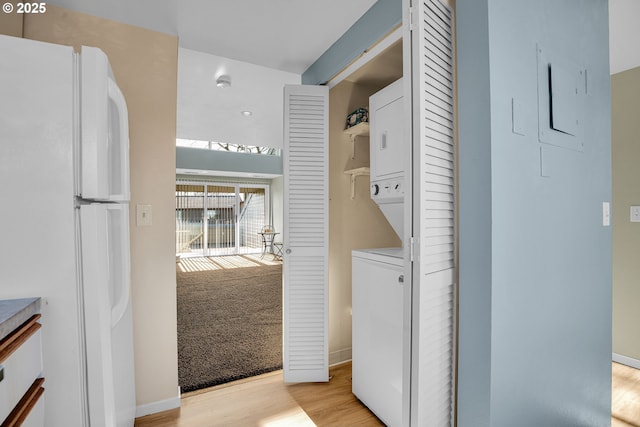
[43,0,639,182]
[46,0,640,76]
[343,38,403,90]
[45,0,377,74]
[176,47,300,148]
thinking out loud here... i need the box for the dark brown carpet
[177,261,282,393]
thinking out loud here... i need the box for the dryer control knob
[372,184,380,196]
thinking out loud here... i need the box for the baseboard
[136,387,181,418]
[329,359,352,368]
[329,347,352,366]
[613,353,640,370]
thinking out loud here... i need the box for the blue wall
[457,0,612,426]
[301,0,402,85]
[457,0,493,424]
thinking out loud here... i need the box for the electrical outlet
[631,206,640,223]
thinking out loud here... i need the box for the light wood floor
[612,362,640,427]
[134,362,383,427]
[136,362,640,427]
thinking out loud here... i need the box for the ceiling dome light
[241,110,253,117]
[216,75,231,88]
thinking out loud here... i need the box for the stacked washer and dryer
[352,78,406,427]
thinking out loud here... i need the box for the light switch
[603,202,610,227]
[540,146,551,178]
[512,98,525,136]
[631,206,640,222]
[137,204,152,226]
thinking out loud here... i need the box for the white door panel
[409,0,456,425]
[282,85,329,383]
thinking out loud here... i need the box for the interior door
[282,84,329,383]
[408,0,457,425]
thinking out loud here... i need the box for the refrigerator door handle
[107,78,130,202]
[109,204,131,327]
[79,204,118,426]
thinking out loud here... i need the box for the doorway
[175,179,283,393]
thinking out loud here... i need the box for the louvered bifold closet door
[411,0,456,425]
[282,85,329,383]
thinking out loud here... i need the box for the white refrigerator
[0,35,136,426]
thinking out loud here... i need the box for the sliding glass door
[237,186,266,254]
[206,184,237,255]
[176,184,206,257]
[176,181,269,257]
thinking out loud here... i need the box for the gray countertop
[0,298,41,342]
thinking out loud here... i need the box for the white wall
[612,66,640,363]
[177,48,300,149]
[610,0,640,74]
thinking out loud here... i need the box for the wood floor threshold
[182,360,353,399]
[181,369,283,398]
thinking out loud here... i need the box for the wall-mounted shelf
[344,167,370,199]
[343,122,369,160]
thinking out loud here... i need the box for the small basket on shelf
[345,108,368,129]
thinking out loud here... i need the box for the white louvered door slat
[411,0,456,425]
[283,85,329,383]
